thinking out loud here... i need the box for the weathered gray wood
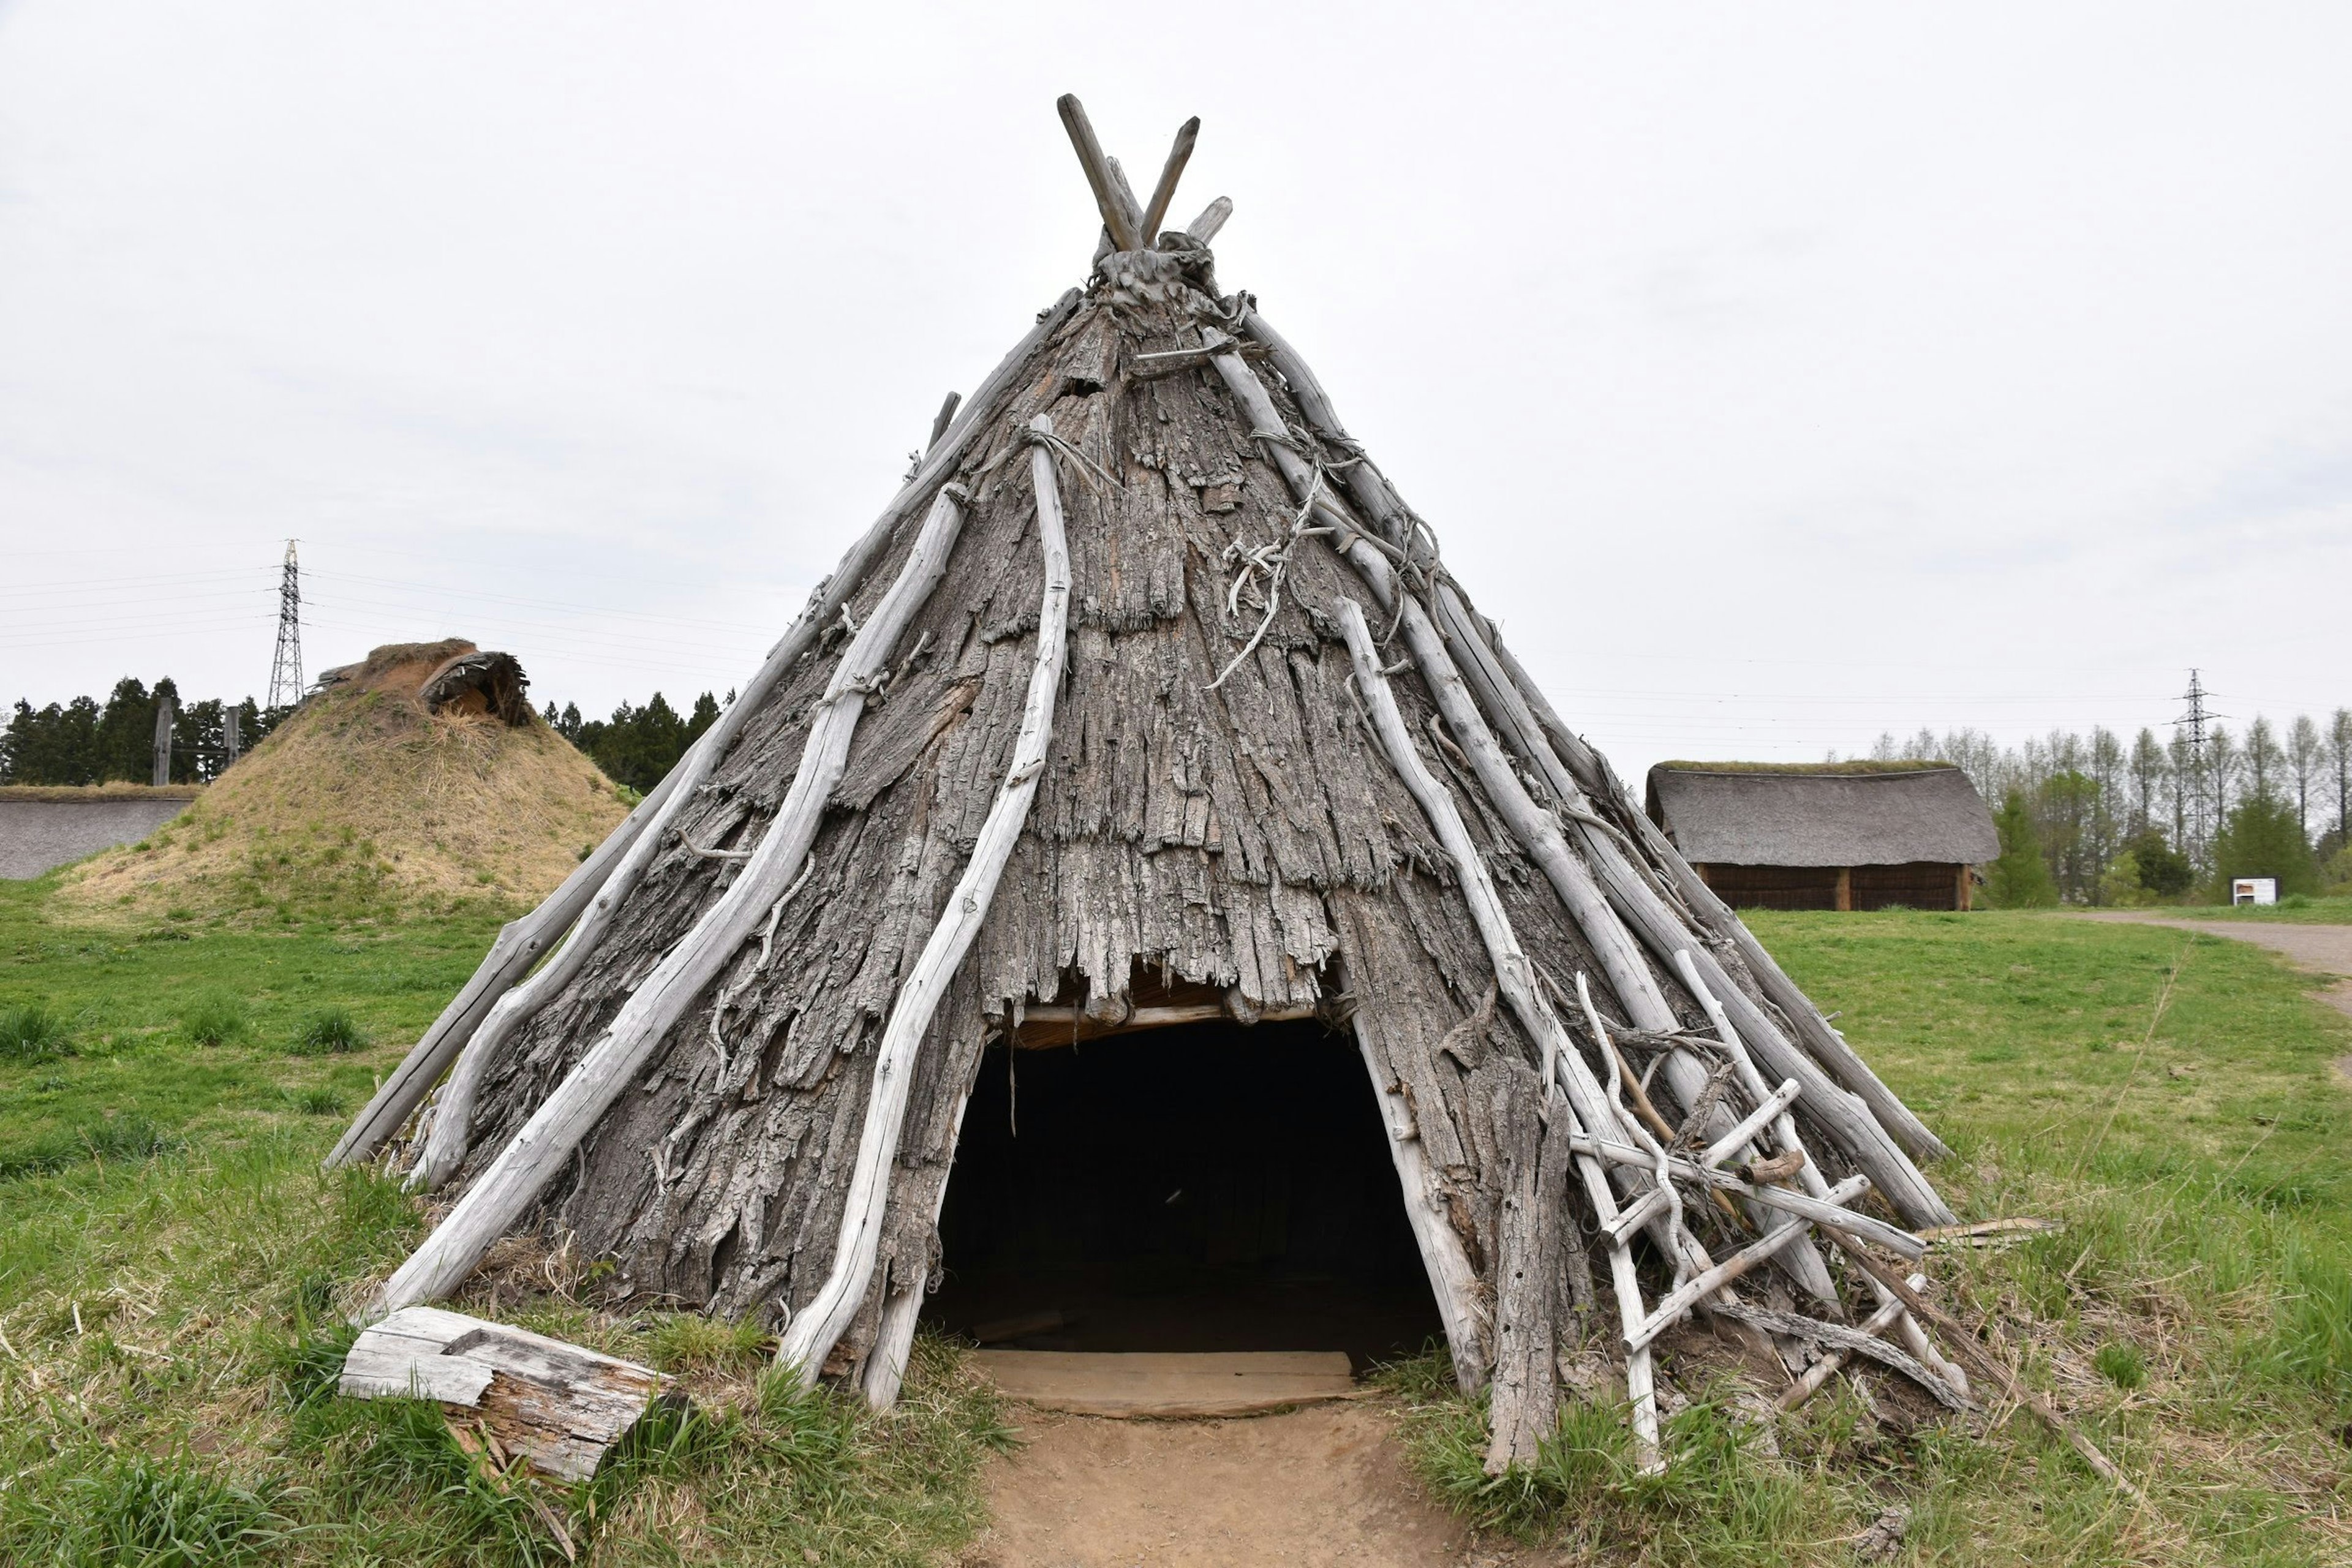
[1057,95,1144,252]
[340,1307,671,1481]
[1235,302,1954,1174]
[325,761,686,1170]
[331,287,1082,1175]
[927,390,961,451]
[1573,1134,1926,1258]
[1483,1084,1575,1472]
[1352,1026,1488,1392]
[1630,1175,1868,1351]
[1185,195,1232,244]
[367,483,974,1322]
[1716,1298,1972,1412]
[1136,116,1200,243]
[1106,157,1145,244]
[1336,595,1672,1467]
[776,414,1073,1384]
[1478,628,1956,1167]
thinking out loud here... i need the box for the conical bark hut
[337,99,1975,1469]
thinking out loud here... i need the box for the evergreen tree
[1986,791,2060,908]
[2120,826,2193,899]
[2207,794,2320,898]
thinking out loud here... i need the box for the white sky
[2,2,2346,782]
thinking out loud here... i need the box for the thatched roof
[1646,764,1999,867]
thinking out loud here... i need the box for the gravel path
[0,799,190,880]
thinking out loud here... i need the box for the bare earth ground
[959,1403,1528,1568]
[2078,911,2352,1080]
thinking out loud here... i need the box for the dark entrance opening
[925,1019,1444,1370]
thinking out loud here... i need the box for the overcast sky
[3,2,2346,782]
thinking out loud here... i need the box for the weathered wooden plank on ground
[340,1307,672,1482]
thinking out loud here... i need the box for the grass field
[4,873,2350,1564]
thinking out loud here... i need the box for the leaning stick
[1480,627,1955,1167]
[1353,1028,1491,1392]
[330,287,1082,1172]
[364,483,974,1322]
[1630,1175,1870,1351]
[1336,597,1663,1470]
[1055,96,1142,252]
[1721,1296,1972,1413]
[1573,1135,1925,1259]
[324,761,684,1169]
[1828,1234,2140,1498]
[1185,196,1232,244]
[1209,346,1824,1302]
[779,415,1073,1384]
[1136,116,1200,244]
[1203,345,1811,1221]
[1237,304,1953,1172]
[1776,1274,1924,1412]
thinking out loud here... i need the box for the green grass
[1387,909,2352,1564]
[9,864,2350,1564]
[2190,893,2352,925]
[0,873,500,1174]
[0,872,1012,1566]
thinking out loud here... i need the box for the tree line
[543,692,723,794]
[1,675,725,797]
[1862,710,2352,905]
[2,680,274,786]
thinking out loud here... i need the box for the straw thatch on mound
[323,104,2141,1485]
[61,640,630,921]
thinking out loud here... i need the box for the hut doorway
[924,1019,1444,1370]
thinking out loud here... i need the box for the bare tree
[2288,714,2322,845]
[2331,708,2352,854]
[2130,727,2166,837]
[2245,717,2283,805]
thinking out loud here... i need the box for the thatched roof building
[1646,763,1999,911]
[329,101,1973,1473]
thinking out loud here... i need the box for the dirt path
[959,1402,1528,1568]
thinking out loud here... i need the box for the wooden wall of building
[1694,862,1970,912]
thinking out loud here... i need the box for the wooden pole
[1185,196,1232,244]
[364,481,975,1323]
[1235,303,1954,1170]
[1056,96,1143,252]
[1835,867,1853,913]
[1136,116,1200,244]
[327,286,1082,1174]
[1336,596,1667,1471]
[777,415,1073,1385]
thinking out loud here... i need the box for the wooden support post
[777,414,1072,1385]
[1057,96,1143,251]
[1234,303,1955,1173]
[1185,196,1232,244]
[1352,1027,1489,1392]
[1335,596,1667,1470]
[1136,116,1200,243]
[1835,866,1853,913]
[1957,864,1973,911]
[366,480,976,1323]
[331,287,1082,1174]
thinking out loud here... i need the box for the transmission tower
[267,540,303,713]
[2174,669,2212,862]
